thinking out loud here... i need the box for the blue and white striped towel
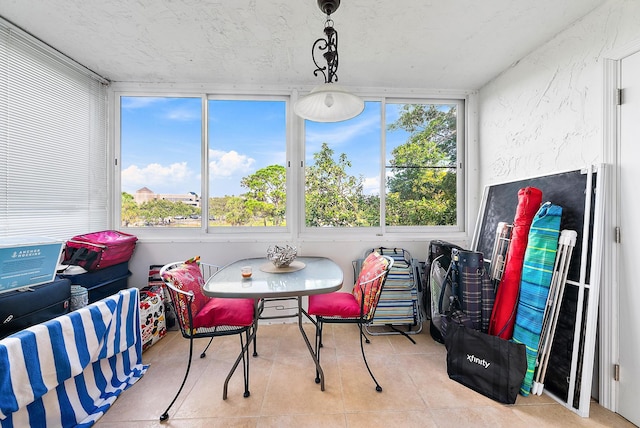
[0,288,148,427]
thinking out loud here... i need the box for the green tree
[224,196,252,226]
[305,142,369,227]
[208,196,229,223]
[357,193,380,227]
[388,104,457,160]
[139,199,173,224]
[386,104,457,226]
[138,198,199,225]
[241,165,286,226]
[121,192,139,226]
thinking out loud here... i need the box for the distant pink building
[134,187,200,208]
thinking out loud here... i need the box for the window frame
[383,97,465,234]
[205,94,291,235]
[298,97,466,238]
[112,86,473,243]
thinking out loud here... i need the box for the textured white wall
[478,0,640,187]
[477,0,640,405]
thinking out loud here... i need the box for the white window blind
[0,20,109,240]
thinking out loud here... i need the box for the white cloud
[209,149,255,177]
[121,162,195,193]
[121,97,199,121]
[121,97,164,109]
[165,107,200,121]
[363,176,381,195]
[122,151,258,196]
[305,112,379,149]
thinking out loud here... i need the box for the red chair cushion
[308,292,361,318]
[193,297,255,327]
[352,252,389,318]
[161,256,208,329]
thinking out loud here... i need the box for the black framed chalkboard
[471,167,601,415]
[473,168,595,284]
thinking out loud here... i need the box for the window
[304,102,382,228]
[208,99,287,228]
[119,94,465,236]
[120,97,287,229]
[385,102,460,227]
[0,19,108,240]
[120,97,203,228]
[303,99,463,231]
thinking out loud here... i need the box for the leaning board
[471,165,605,417]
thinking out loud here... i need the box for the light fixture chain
[311,16,339,84]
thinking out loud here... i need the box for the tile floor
[95,322,634,427]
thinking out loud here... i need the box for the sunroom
[0,1,638,426]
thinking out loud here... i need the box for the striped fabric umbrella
[511,202,562,396]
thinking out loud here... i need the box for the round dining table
[203,256,344,395]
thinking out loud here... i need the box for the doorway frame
[601,37,640,413]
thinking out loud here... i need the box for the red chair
[159,257,256,422]
[307,252,393,391]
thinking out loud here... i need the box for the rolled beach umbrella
[488,186,542,340]
[511,202,562,396]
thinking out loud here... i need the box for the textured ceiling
[0,0,606,90]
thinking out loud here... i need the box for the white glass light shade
[294,83,364,122]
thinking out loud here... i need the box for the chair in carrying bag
[438,252,474,339]
[439,248,495,339]
[158,257,256,421]
[425,240,464,343]
[428,256,450,343]
[306,252,393,392]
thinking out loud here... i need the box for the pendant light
[294,0,364,122]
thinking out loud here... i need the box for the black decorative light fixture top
[293,0,364,123]
[312,0,340,84]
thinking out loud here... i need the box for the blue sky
[120,97,410,197]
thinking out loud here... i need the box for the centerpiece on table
[261,245,305,273]
[267,244,297,267]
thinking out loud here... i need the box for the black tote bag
[444,322,527,404]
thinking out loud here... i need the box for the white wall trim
[599,57,618,412]
[605,37,640,63]
[600,38,640,412]
[465,92,480,242]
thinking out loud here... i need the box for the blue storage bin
[0,276,71,339]
[60,262,131,303]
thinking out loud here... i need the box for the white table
[203,256,343,393]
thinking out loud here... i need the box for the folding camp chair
[158,256,256,421]
[306,252,393,392]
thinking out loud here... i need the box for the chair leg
[253,332,258,357]
[200,337,214,358]
[314,319,323,384]
[358,323,382,392]
[160,335,195,421]
[362,329,371,344]
[223,328,252,400]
